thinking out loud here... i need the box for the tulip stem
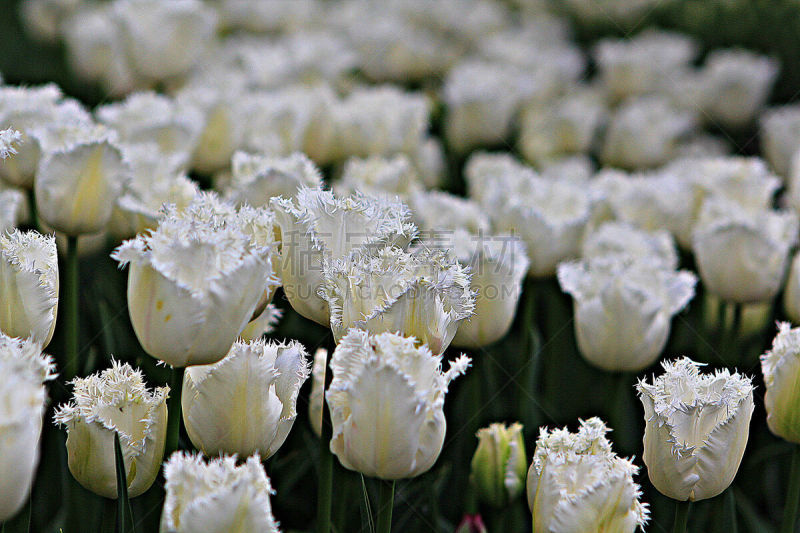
[673,500,690,533]
[376,480,395,533]
[782,445,800,533]
[165,366,185,457]
[64,235,79,380]
[27,188,38,231]
[317,410,333,533]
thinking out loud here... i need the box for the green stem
[165,366,185,457]
[317,408,333,533]
[781,445,800,533]
[114,432,131,533]
[673,500,691,533]
[376,480,395,533]
[64,236,79,381]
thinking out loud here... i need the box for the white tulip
[593,30,697,101]
[333,86,429,159]
[558,257,697,372]
[518,87,606,165]
[582,221,678,270]
[240,304,283,342]
[0,84,91,188]
[0,230,59,348]
[160,452,280,533]
[637,358,754,501]
[761,323,800,443]
[699,49,778,128]
[0,128,22,159]
[112,143,199,239]
[409,190,491,235]
[327,330,470,479]
[96,92,204,157]
[464,151,535,207]
[0,334,55,522]
[423,228,528,349]
[527,417,649,533]
[601,96,696,170]
[111,199,273,367]
[54,361,168,499]
[334,154,423,199]
[784,252,800,325]
[0,189,25,232]
[33,124,128,236]
[471,422,527,508]
[271,187,416,325]
[322,246,475,355]
[490,175,595,278]
[692,198,798,303]
[760,103,800,178]
[225,151,322,207]
[182,339,310,458]
[113,0,217,82]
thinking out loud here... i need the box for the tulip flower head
[0,230,59,347]
[471,422,527,508]
[527,417,648,533]
[225,151,323,208]
[0,189,25,232]
[271,187,417,325]
[582,221,678,270]
[0,128,22,159]
[761,323,800,443]
[33,123,129,236]
[182,339,310,458]
[112,198,273,367]
[327,330,470,479]
[692,198,798,304]
[637,358,754,501]
[54,361,168,499]
[0,334,55,522]
[161,452,280,533]
[558,257,697,372]
[322,246,475,355]
[334,154,423,199]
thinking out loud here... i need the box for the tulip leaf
[114,432,134,533]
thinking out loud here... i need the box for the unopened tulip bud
[0,230,59,347]
[182,339,310,458]
[328,330,470,479]
[0,334,55,522]
[761,324,800,443]
[54,361,168,499]
[160,452,280,533]
[637,357,754,501]
[471,422,527,508]
[309,347,328,438]
[527,417,648,532]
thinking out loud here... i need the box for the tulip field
[6,0,800,532]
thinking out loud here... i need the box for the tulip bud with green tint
[527,417,649,532]
[0,334,55,522]
[0,230,59,348]
[182,339,310,458]
[328,330,470,479]
[761,323,800,443]
[33,124,128,236]
[470,422,527,508]
[160,452,279,533]
[637,357,754,501]
[54,361,168,499]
